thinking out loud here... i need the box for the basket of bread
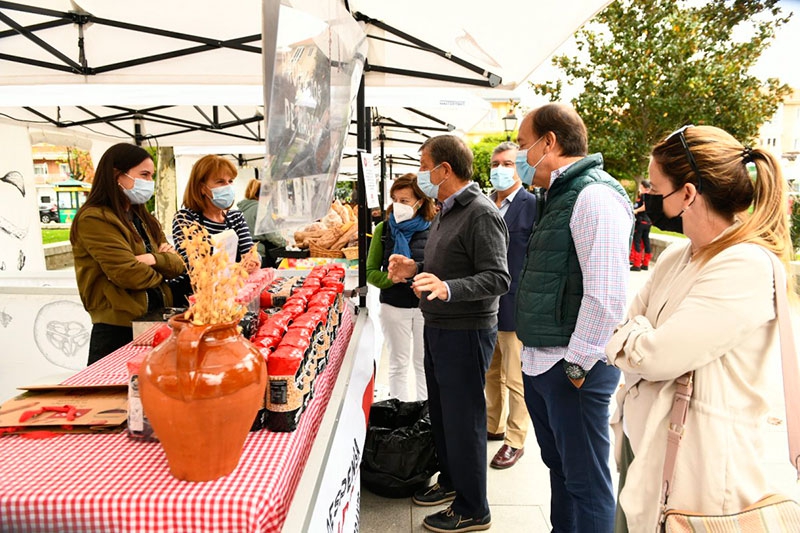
[293,200,358,258]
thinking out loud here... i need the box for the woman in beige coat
[605,125,793,532]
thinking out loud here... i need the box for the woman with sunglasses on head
[366,174,437,401]
[605,125,793,532]
[71,143,185,365]
[169,155,261,306]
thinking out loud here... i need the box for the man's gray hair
[492,141,519,156]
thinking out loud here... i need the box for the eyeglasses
[666,124,703,194]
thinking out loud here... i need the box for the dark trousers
[632,221,651,254]
[523,360,620,533]
[424,325,497,519]
[88,323,133,365]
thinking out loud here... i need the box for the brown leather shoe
[487,431,505,441]
[490,444,524,469]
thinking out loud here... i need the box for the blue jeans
[523,360,620,533]
[424,325,497,518]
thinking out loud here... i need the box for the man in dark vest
[388,135,510,533]
[485,141,538,470]
[514,104,633,532]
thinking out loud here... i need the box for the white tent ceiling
[0,0,612,150]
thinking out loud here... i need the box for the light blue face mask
[210,184,235,209]
[121,173,155,205]
[417,164,444,199]
[489,166,516,191]
[516,137,546,186]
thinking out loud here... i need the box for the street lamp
[502,111,518,141]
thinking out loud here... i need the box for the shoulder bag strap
[658,251,800,528]
[766,252,800,476]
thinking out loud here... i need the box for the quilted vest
[379,223,429,308]
[515,154,628,347]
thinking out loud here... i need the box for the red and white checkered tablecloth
[0,309,355,533]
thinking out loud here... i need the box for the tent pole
[379,126,386,218]
[356,75,368,308]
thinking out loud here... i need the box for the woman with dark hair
[606,125,793,531]
[71,143,185,364]
[169,155,261,304]
[366,174,437,401]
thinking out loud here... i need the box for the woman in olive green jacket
[71,143,185,364]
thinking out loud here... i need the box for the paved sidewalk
[360,268,800,532]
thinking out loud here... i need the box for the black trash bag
[360,398,438,498]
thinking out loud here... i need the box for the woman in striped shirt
[169,155,261,305]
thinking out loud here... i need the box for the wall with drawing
[0,122,46,272]
[0,123,90,402]
[0,280,89,402]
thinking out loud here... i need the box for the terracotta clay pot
[140,315,267,482]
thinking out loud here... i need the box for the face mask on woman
[393,201,419,223]
[120,173,155,205]
[490,166,516,191]
[644,193,684,234]
[209,184,235,209]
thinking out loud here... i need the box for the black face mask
[644,193,683,234]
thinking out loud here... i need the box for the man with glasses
[388,134,510,532]
[514,104,633,532]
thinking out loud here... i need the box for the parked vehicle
[39,203,59,223]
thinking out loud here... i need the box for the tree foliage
[532,0,792,181]
[61,147,95,182]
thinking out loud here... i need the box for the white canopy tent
[0,0,612,258]
[0,0,611,148]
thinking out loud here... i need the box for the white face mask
[120,173,155,205]
[393,201,418,223]
[209,184,235,209]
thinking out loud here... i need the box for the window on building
[59,163,71,177]
[291,46,305,63]
[41,195,51,203]
[34,163,48,175]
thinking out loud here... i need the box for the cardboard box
[0,384,128,434]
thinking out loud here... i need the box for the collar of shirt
[440,182,472,215]
[499,185,522,208]
[497,185,522,216]
[548,161,579,191]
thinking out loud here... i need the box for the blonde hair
[182,155,238,211]
[244,179,261,200]
[651,125,792,269]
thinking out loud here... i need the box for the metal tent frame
[0,0,506,306]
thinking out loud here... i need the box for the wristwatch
[563,360,587,380]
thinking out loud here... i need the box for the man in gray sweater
[389,135,510,532]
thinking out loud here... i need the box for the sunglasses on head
[666,124,703,194]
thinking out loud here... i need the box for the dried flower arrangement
[179,223,250,325]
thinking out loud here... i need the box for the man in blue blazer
[485,141,538,469]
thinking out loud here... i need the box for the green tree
[471,133,517,189]
[532,0,792,181]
